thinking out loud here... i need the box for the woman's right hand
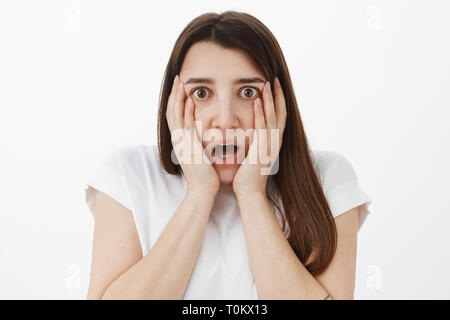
[166,74,220,197]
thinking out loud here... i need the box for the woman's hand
[232,77,287,197]
[166,75,220,197]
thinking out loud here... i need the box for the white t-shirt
[84,144,371,300]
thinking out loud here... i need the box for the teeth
[214,144,238,158]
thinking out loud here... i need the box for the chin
[215,165,239,185]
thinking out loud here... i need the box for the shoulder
[102,144,164,181]
[107,144,157,162]
[310,149,360,194]
[105,144,158,168]
[86,144,169,219]
[310,149,372,227]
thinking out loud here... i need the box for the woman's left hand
[232,77,287,197]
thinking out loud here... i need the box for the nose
[211,99,240,130]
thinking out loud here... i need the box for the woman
[85,11,371,300]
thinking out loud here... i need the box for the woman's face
[179,41,266,185]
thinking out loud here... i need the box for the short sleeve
[321,152,372,230]
[84,149,133,217]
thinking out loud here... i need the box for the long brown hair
[157,11,337,276]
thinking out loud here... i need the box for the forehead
[180,41,264,80]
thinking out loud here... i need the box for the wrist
[233,179,267,199]
[235,189,267,202]
[186,186,218,200]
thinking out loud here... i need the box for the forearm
[237,192,329,300]
[102,191,215,300]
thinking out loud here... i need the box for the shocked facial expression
[179,41,266,185]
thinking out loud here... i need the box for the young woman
[85,11,371,300]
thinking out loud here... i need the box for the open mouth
[212,144,239,159]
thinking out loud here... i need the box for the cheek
[193,108,214,145]
[237,108,254,129]
[194,106,211,121]
[194,104,254,130]
[193,108,208,131]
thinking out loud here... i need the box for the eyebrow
[184,77,266,85]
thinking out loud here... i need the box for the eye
[239,87,260,99]
[190,86,261,100]
[191,87,210,100]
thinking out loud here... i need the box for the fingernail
[174,75,179,85]
[275,77,280,88]
[265,81,271,91]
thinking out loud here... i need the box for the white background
[1,0,449,299]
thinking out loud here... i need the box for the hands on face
[166,75,220,197]
[166,75,287,198]
[232,77,287,197]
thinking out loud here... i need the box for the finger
[184,96,194,131]
[173,78,185,130]
[185,97,210,164]
[166,75,180,132]
[166,75,179,115]
[252,97,268,165]
[254,97,265,129]
[182,97,194,165]
[274,77,287,133]
[263,81,276,130]
[172,74,179,92]
[169,74,179,101]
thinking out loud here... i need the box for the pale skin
[87,42,359,299]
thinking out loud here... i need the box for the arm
[87,189,216,300]
[236,192,358,300]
